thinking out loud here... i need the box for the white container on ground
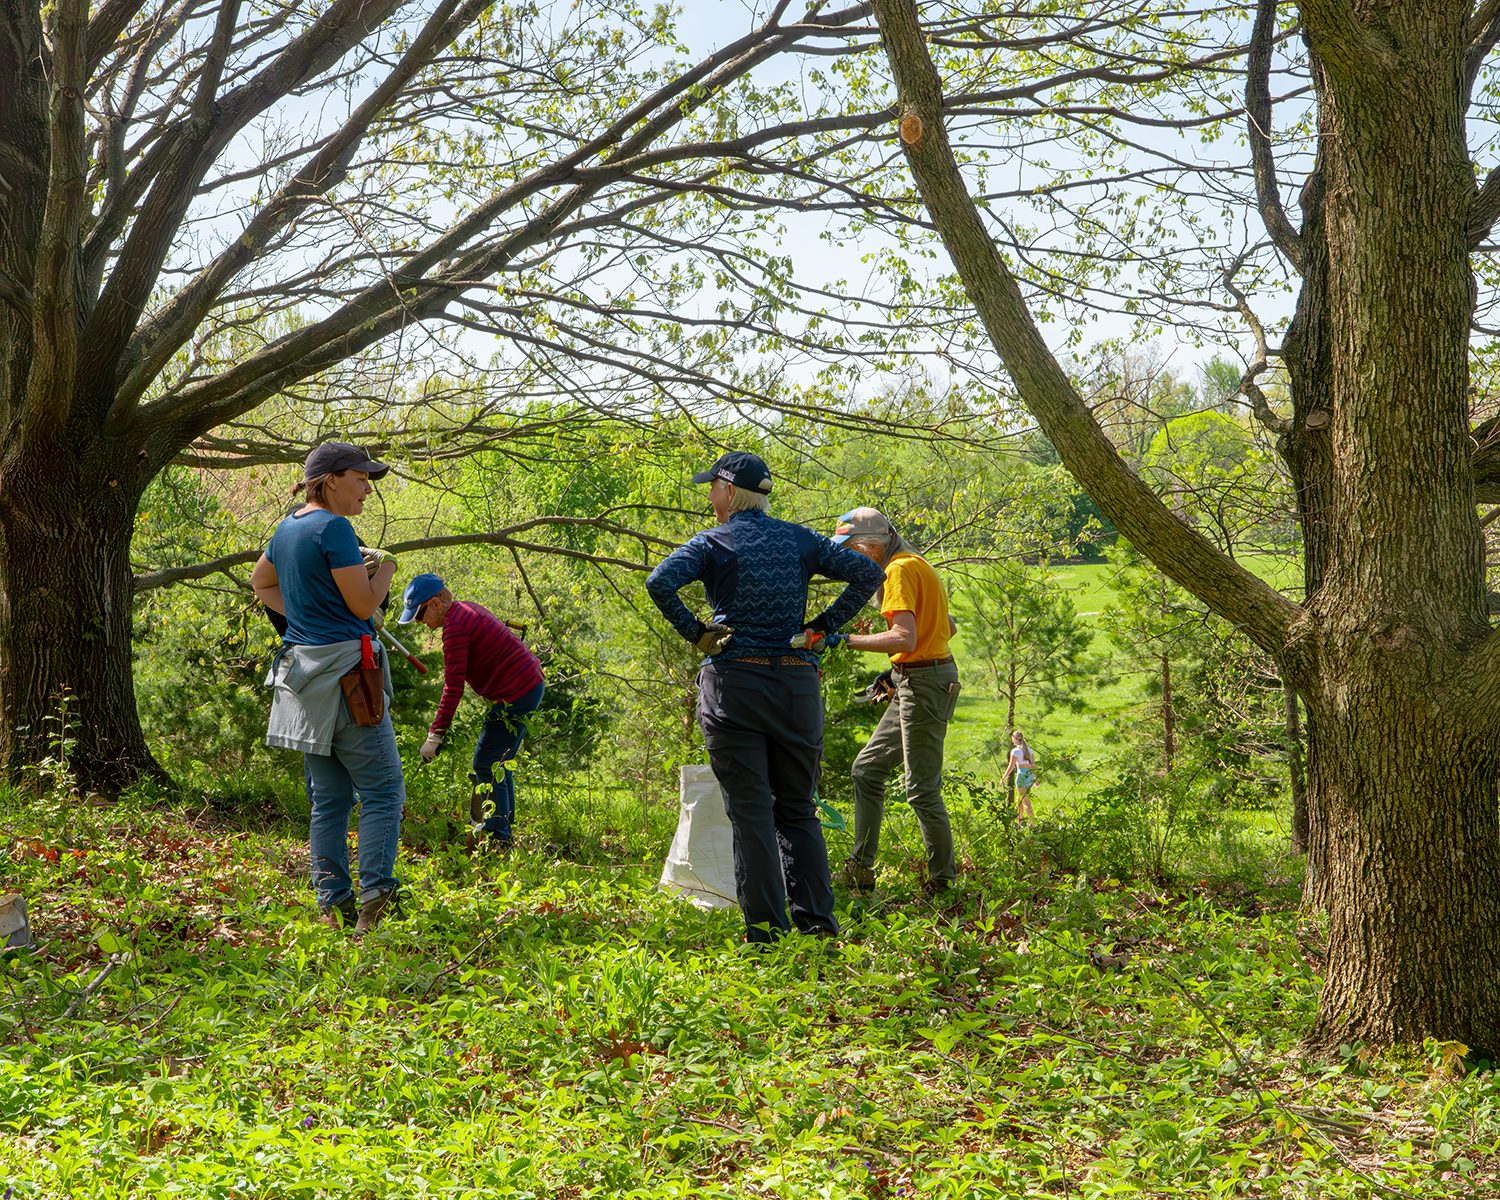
[0,894,30,951]
[659,764,738,910]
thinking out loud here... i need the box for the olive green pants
[849,660,960,884]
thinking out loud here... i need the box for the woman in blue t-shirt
[251,443,406,933]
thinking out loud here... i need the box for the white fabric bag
[659,764,738,910]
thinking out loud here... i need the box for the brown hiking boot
[323,895,359,930]
[469,775,493,825]
[840,858,876,891]
[922,877,961,906]
[353,889,394,935]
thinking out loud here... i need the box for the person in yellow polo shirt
[832,507,961,893]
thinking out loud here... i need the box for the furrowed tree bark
[0,445,164,789]
[872,0,1500,1055]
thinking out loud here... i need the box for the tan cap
[831,506,894,544]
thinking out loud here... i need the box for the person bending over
[401,574,545,846]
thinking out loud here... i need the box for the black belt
[892,655,955,673]
[721,655,813,667]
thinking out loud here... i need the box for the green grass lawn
[0,787,1495,1199]
[943,549,1301,834]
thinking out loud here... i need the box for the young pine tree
[952,561,1094,735]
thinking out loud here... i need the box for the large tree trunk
[1289,13,1500,1051]
[0,442,167,793]
[1303,670,1500,1049]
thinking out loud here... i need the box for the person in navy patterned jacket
[646,451,884,943]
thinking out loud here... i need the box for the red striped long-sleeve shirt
[431,601,544,735]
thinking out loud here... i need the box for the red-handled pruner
[377,626,429,674]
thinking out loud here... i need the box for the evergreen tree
[952,561,1093,735]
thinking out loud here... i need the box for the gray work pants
[849,660,960,884]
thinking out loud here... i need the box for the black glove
[862,669,895,703]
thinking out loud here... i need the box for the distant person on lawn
[401,574,545,846]
[1000,729,1037,821]
[832,507,962,895]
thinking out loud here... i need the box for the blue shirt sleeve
[318,515,364,570]
[807,536,885,633]
[645,535,710,643]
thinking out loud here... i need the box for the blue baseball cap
[399,573,445,623]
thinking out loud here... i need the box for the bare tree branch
[23,0,88,440]
[1466,0,1500,100]
[1469,168,1500,249]
[0,267,34,323]
[82,0,207,300]
[107,0,483,427]
[85,0,149,75]
[132,516,680,593]
[1246,0,1304,273]
[192,0,238,124]
[76,0,415,413]
[1220,249,1289,436]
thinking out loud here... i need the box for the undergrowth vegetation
[0,788,1496,1198]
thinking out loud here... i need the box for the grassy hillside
[0,791,1494,1198]
[942,551,1300,791]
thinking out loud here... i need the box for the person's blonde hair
[846,534,890,562]
[291,471,344,506]
[727,486,770,514]
[1012,730,1033,764]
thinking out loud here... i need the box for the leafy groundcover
[0,801,1496,1198]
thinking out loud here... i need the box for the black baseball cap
[303,441,391,481]
[690,451,772,494]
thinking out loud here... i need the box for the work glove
[789,629,846,652]
[420,733,443,762]
[371,610,386,630]
[862,668,895,703]
[362,547,398,577]
[694,623,734,654]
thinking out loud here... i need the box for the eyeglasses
[415,601,432,621]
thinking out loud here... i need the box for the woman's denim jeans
[306,705,405,910]
[471,682,545,842]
